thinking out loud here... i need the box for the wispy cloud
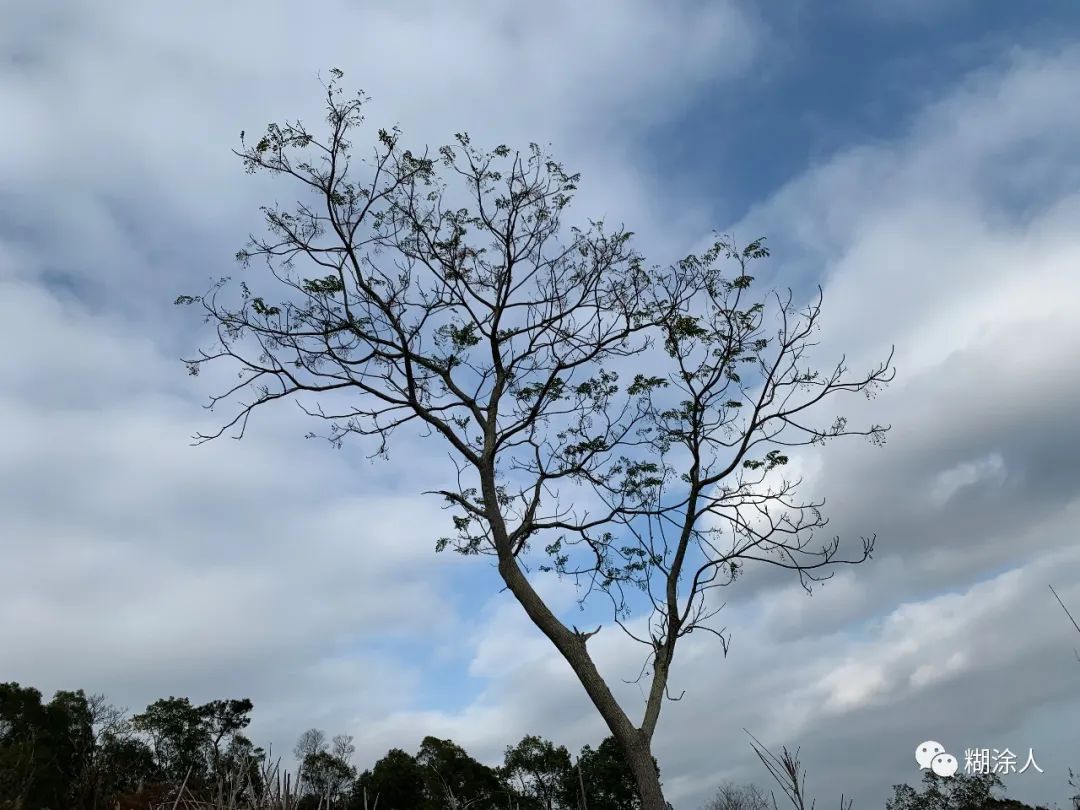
[2,5,1077,810]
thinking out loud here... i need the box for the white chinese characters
[964,747,1043,775]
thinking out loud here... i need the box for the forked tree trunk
[495,552,670,808]
[486,468,671,809]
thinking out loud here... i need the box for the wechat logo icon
[916,741,958,777]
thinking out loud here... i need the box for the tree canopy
[177,69,895,808]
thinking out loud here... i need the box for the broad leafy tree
[0,682,85,809]
[502,734,574,810]
[130,696,208,787]
[129,694,255,800]
[416,735,511,808]
[0,685,141,810]
[177,70,894,808]
[203,698,255,776]
[353,747,429,810]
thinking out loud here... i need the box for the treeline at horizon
[0,681,1065,810]
[0,680,656,809]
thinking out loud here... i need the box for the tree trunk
[483,469,670,809]
[493,554,670,807]
[620,733,667,810]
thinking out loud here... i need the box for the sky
[2,2,1080,808]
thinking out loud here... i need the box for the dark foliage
[0,680,658,809]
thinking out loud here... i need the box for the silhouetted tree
[96,732,158,802]
[704,780,770,810]
[566,735,660,810]
[69,692,133,809]
[203,698,255,779]
[887,769,1051,810]
[293,731,355,809]
[295,727,329,763]
[502,734,574,810]
[0,683,100,809]
[130,696,208,787]
[354,747,428,810]
[416,735,511,808]
[2,685,259,809]
[129,693,255,802]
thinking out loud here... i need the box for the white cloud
[359,46,1080,808]
[2,6,1079,810]
[930,452,1007,508]
[0,0,763,794]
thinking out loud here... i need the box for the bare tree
[177,70,894,809]
[87,693,128,744]
[294,728,328,764]
[705,779,771,810]
[330,734,355,765]
[79,693,131,807]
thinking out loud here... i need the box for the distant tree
[331,733,357,763]
[0,685,137,810]
[299,749,356,807]
[502,734,574,810]
[416,735,511,808]
[75,693,134,809]
[96,732,158,803]
[0,682,56,809]
[86,693,127,744]
[129,694,254,800]
[295,727,329,763]
[130,696,208,787]
[704,780,770,810]
[212,732,265,806]
[901,769,1055,810]
[887,770,1012,810]
[353,747,429,810]
[0,683,99,810]
[295,731,356,809]
[568,735,660,810]
[46,689,95,807]
[201,697,255,794]
[177,69,894,809]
